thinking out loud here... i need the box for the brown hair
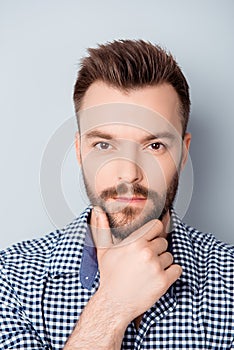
[73,39,190,136]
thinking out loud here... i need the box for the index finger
[91,206,114,249]
[119,219,164,246]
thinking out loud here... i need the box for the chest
[31,276,233,350]
[121,287,233,349]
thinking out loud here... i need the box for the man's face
[76,82,191,241]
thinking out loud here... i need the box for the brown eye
[95,142,111,150]
[149,142,163,150]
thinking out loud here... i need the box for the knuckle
[165,251,173,261]
[151,255,163,272]
[141,246,154,261]
[161,253,173,268]
[152,263,162,275]
[154,219,164,231]
[174,264,183,278]
[161,274,170,289]
[160,273,168,284]
[160,237,168,249]
[131,238,142,251]
[154,271,168,289]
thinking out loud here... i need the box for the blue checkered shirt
[1,206,234,349]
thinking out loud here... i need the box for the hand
[92,206,182,324]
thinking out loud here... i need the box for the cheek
[142,154,179,193]
[142,161,166,193]
[81,153,116,194]
[95,165,116,193]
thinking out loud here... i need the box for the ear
[75,131,82,165]
[180,132,191,171]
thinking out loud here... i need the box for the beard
[82,171,179,241]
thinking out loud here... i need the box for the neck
[160,210,171,238]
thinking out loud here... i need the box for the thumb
[92,206,113,259]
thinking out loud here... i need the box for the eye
[148,142,165,151]
[94,142,112,150]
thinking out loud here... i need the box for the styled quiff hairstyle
[73,39,190,136]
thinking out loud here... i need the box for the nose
[115,158,143,184]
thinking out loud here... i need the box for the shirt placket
[133,288,177,350]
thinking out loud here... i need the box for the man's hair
[73,39,190,136]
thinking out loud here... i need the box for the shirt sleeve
[0,257,51,350]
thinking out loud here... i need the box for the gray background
[1,0,234,249]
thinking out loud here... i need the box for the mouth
[112,196,147,204]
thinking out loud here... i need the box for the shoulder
[0,230,62,285]
[0,207,91,285]
[185,224,234,295]
[186,224,234,260]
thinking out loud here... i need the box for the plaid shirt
[1,206,234,349]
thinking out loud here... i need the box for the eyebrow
[84,130,176,142]
[85,130,114,140]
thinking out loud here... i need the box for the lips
[113,196,146,203]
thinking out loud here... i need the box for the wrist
[93,289,131,331]
[64,289,129,350]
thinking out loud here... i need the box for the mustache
[100,183,156,200]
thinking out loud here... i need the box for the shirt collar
[49,206,198,293]
[48,206,93,278]
[170,208,199,292]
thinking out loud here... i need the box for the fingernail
[93,206,99,218]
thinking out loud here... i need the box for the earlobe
[75,131,81,165]
[181,132,191,171]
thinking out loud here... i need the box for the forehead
[79,81,183,136]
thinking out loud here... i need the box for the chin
[106,205,163,241]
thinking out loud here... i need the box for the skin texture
[63,82,191,349]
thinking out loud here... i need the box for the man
[0,40,233,350]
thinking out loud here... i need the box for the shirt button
[85,276,89,280]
